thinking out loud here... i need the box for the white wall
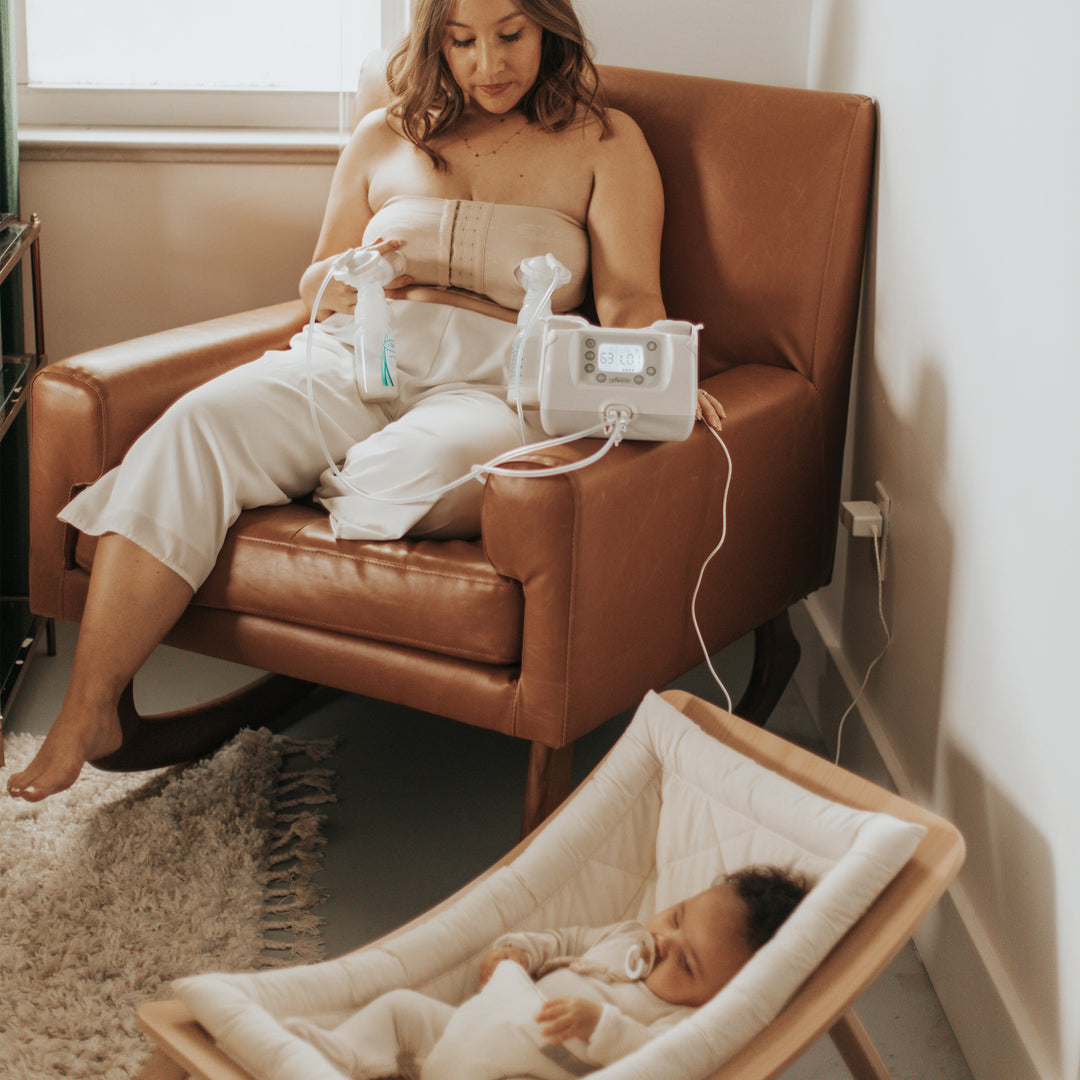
[579,0,811,86]
[803,3,1080,1080]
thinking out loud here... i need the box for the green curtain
[1,0,17,214]
[1,0,23,354]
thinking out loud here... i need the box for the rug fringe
[271,734,339,762]
[258,736,339,967]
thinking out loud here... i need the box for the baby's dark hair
[721,865,810,950]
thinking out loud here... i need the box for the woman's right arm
[299,110,392,319]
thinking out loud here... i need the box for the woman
[8,0,723,802]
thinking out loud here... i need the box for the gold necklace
[461,116,530,159]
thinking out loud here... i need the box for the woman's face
[441,0,544,115]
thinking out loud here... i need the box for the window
[15,0,409,130]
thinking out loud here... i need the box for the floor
[4,620,975,1080]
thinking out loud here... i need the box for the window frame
[13,0,409,132]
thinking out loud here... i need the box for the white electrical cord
[327,417,626,513]
[690,423,734,712]
[834,526,892,765]
[305,254,357,489]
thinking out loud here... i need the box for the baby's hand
[536,998,602,1045]
[477,945,530,985]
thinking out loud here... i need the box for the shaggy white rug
[0,728,337,1079]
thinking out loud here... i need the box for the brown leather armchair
[29,67,876,834]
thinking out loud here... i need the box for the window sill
[18,126,344,165]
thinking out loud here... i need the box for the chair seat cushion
[75,502,525,666]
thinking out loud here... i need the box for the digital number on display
[597,343,646,374]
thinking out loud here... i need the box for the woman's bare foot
[6,703,122,801]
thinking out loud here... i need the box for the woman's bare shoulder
[352,107,398,143]
[568,106,652,158]
[341,108,409,167]
[584,107,657,176]
[598,107,651,148]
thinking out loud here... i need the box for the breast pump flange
[332,246,408,402]
[507,253,572,409]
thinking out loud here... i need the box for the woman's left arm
[586,110,667,329]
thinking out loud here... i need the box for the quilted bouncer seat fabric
[161,690,956,1080]
[28,67,877,833]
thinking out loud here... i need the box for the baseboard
[792,597,1053,1080]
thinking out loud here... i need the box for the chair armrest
[34,300,307,472]
[29,300,307,618]
[481,365,827,745]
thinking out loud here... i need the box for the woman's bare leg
[6,534,194,801]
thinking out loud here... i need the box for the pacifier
[624,931,657,980]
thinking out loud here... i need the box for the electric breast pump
[332,247,408,402]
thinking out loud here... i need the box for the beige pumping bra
[361,195,590,314]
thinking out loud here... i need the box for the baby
[285,866,808,1079]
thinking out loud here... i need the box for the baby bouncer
[133,690,964,1080]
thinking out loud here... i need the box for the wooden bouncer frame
[133,689,965,1080]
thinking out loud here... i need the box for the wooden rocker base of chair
[734,607,801,727]
[521,741,575,838]
[90,674,318,773]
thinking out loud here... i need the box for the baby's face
[642,884,755,1007]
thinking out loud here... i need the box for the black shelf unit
[1,212,54,755]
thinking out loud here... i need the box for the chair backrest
[599,67,875,381]
[598,66,876,511]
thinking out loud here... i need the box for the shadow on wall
[842,358,955,799]
[944,744,1062,1078]
[808,0,860,88]
[811,95,956,802]
[813,0,957,798]
[807,5,1068,1078]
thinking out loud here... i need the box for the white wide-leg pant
[59,301,541,590]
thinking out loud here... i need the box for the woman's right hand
[300,237,410,321]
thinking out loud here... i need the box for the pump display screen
[597,342,645,374]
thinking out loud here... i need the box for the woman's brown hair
[385,0,608,168]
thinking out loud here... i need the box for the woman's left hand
[696,389,726,433]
